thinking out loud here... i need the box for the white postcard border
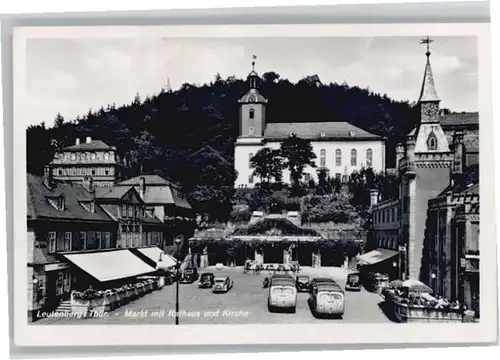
[12,22,496,347]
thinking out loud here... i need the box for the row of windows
[120,204,145,219]
[378,235,398,250]
[47,231,112,253]
[248,172,349,185]
[120,231,162,248]
[373,206,399,224]
[61,151,115,162]
[249,149,374,168]
[54,167,114,177]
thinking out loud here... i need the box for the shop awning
[137,246,177,268]
[357,248,399,266]
[63,249,156,282]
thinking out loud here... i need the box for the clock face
[422,103,438,118]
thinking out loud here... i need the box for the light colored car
[310,283,345,318]
[268,279,297,313]
[212,276,233,293]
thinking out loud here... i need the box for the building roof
[114,175,192,209]
[263,122,383,141]
[418,55,440,102]
[116,174,174,187]
[440,112,479,128]
[63,139,115,152]
[239,88,268,103]
[95,186,138,200]
[27,174,114,222]
[438,164,479,195]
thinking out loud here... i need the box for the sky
[25,36,478,126]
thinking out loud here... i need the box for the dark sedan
[295,275,310,292]
[198,273,215,288]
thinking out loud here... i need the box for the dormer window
[70,153,76,161]
[48,195,65,211]
[80,200,96,213]
[320,131,326,137]
[289,132,296,137]
[427,132,438,150]
[349,131,356,137]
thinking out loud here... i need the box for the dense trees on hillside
[26,72,418,220]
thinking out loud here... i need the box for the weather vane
[252,55,257,71]
[420,36,434,57]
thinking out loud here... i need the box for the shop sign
[45,263,68,272]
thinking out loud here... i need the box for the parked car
[295,275,310,292]
[268,278,297,313]
[310,283,345,318]
[309,277,337,293]
[198,272,215,288]
[212,276,233,293]
[270,274,294,284]
[180,267,199,284]
[345,272,361,291]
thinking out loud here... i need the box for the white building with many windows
[234,66,386,188]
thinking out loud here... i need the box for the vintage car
[268,278,297,313]
[180,267,199,284]
[212,276,233,293]
[198,272,215,288]
[295,275,310,292]
[270,274,294,283]
[309,277,337,293]
[345,272,361,291]
[310,283,345,318]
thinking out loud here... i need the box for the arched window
[320,149,326,167]
[248,125,255,136]
[249,108,255,119]
[366,148,373,167]
[351,149,357,166]
[335,149,341,166]
[427,132,438,150]
[249,153,253,168]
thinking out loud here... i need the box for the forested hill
[27,72,420,189]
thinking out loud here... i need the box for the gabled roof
[264,122,383,141]
[114,175,192,209]
[27,174,114,222]
[63,140,114,151]
[95,186,139,201]
[116,174,174,187]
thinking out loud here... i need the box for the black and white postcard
[10,21,496,347]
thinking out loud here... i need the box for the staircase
[54,300,72,314]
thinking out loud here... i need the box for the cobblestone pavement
[34,267,393,325]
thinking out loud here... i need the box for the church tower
[238,56,268,138]
[399,37,454,282]
[234,56,267,188]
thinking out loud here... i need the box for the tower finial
[252,55,257,71]
[420,36,434,57]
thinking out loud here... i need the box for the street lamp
[174,236,182,326]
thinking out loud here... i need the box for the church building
[233,61,386,188]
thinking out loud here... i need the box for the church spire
[418,36,440,102]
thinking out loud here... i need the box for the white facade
[235,139,386,188]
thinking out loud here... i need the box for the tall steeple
[418,36,440,103]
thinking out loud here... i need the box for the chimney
[86,136,92,144]
[139,176,146,199]
[369,189,379,210]
[43,165,52,189]
[75,138,80,145]
[395,143,405,171]
[83,176,94,192]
